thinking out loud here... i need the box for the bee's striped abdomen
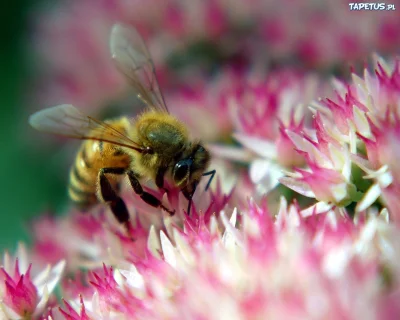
[67,130,132,209]
[68,142,98,208]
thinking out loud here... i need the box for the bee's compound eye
[144,146,154,154]
[173,161,190,184]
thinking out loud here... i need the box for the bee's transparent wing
[29,104,144,152]
[110,23,169,113]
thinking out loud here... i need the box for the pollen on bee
[80,159,87,168]
[92,142,99,152]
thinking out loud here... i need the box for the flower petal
[279,177,316,197]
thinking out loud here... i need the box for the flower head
[204,69,325,197]
[1,261,37,319]
[38,198,400,320]
[0,244,65,319]
[30,0,400,114]
[11,1,400,316]
[277,56,400,220]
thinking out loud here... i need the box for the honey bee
[29,24,215,233]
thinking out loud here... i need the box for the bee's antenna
[202,169,216,191]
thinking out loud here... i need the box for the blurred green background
[0,0,65,251]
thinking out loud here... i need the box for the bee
[29,24,215,233]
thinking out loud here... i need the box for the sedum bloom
[31,0,126,110]
[31,198,400,320]
[30,0,400,111]
[6,53,400,316]
[277,56,400,220]
[166,69,325,199]
[347,58,400,218]
[30,178,235,272]
[0,244,65,319]
[220,69,326,196]
[279,120,358,214]
[11,0,400,313]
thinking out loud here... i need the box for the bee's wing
[29,104,144,152]
[110,23,169,113]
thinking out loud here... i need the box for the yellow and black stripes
[67,140,132,209]
[68,143,97,208]
[71,164,90,186]
[68,184,96,207]
[80,145,92,168]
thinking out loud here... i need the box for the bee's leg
[181,183,197,216]
[188,183,197,216]
[202,169,216,191]
[127,170,175,215]
[181,170,216,216]
[98,167,132,236]
[155,166,169,193]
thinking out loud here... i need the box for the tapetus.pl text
[349,2,396,10]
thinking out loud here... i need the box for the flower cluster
[0,244,65,319]
[167,68,327,201]
[8,0,400,316]
[271,56,400,221]
[30,0,400,110]
[3,56,400,319]
[5,197,400,319]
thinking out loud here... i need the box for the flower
[30,0,400,113]
[1,262,38,319]
[279,120,358,214]
[166,69,241,141]
[7,55,400,315]
[10,1,400,316]
[31,0,125,111]
[164,69,324,201]
[0,243,65,319]
[34,198,400,320]
[209,69,326,196]
[30,176,235,272]
[277,56,400,221]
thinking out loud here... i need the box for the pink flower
[1,261,38,318]
[207,69,324,197]
[30,0,400,116]
[275,116,306,168]
[30,176,235,272]
[30,0,231,112]
[38,198,400,320]
[58,296,91,320]
[313,56,400,220]
[362,112,400,182]
[260,0,400,66]
[277,56,400,221]
[31,0,125,111]
[282,163,356,207]
[0,244,65,319]
[278,111,359,212]
[13,4,400,316]
[167,69,240,141]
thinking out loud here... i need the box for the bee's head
[173,143,210,188]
